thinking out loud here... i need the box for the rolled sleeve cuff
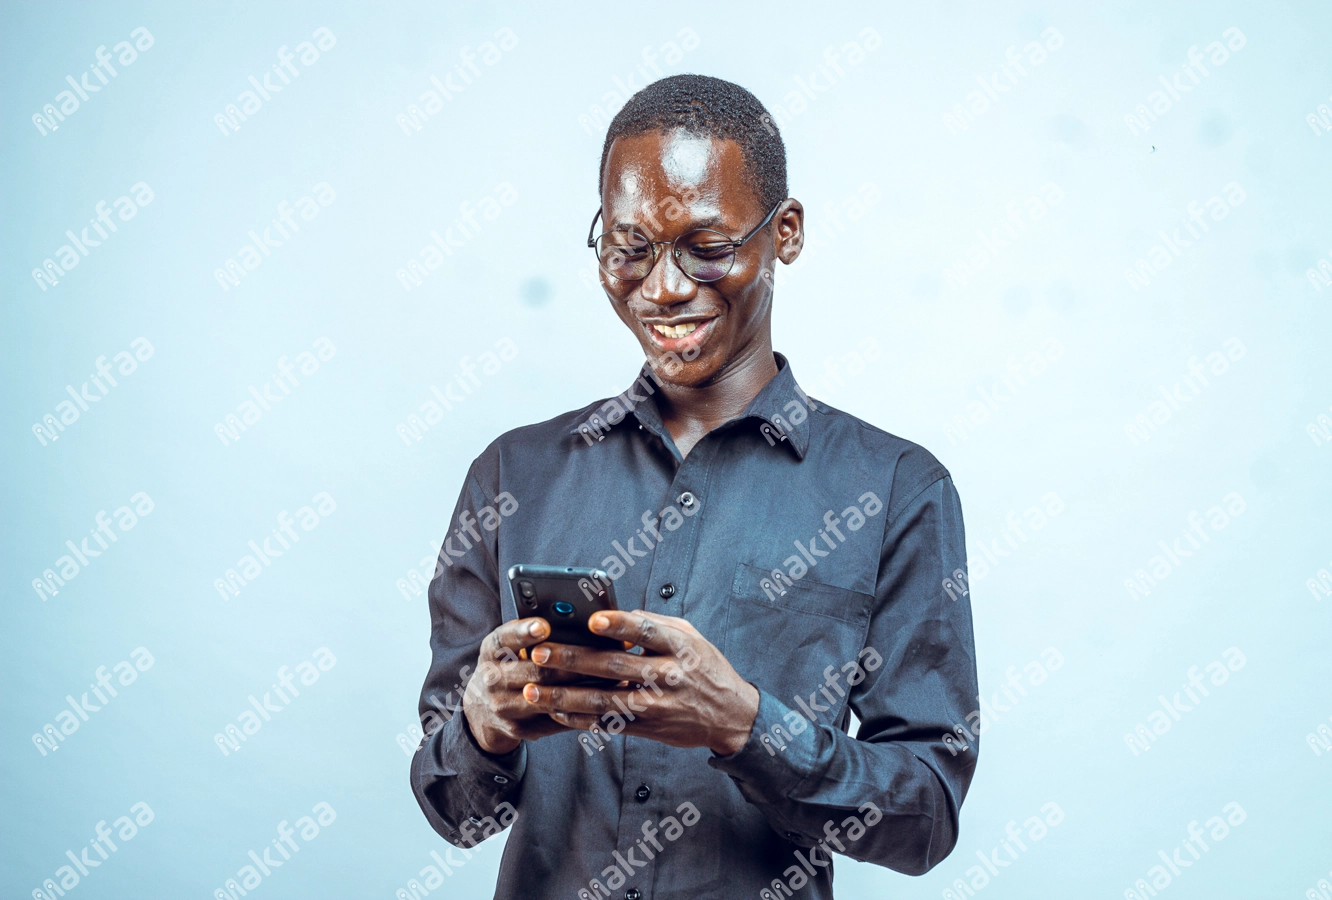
[707,688,821,801]
[410,710,525,843]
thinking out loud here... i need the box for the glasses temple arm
[586,208,603,247]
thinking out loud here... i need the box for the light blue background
[3,1,1330,897]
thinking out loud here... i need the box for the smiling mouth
[643,317,717,350]
[651,322,699,338]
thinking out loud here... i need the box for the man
[410,74,978,899]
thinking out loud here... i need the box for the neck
[656,340,780,457]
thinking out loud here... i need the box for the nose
[638,244,698,308]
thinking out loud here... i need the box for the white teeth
[652,322,699,338]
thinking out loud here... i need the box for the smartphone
[506,564,622,652]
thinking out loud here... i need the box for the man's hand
[521,610,760,756]
[461,617,592,755]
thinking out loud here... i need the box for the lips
[642,316,716,353]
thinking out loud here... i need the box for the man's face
[598,129,801,387]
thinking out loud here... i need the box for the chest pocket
[722,562,873,726]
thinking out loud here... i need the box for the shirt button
[470,815,483,825]
[785,831,799,841]
[626,889,642,900]
[678,491,696,509]
[658,583,675,599]
[493,775,509,784]
[635,784,651,802]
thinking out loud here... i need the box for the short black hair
[598,74,787,212]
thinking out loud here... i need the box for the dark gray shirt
[410,355,978,899]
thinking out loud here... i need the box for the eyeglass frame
[585,200,785,283]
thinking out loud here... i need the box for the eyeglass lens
[595,229,736,283]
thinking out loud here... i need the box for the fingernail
[532,647,550,664]
[523,684,539,702]
[588,614,608,633]
[529,620,546,636]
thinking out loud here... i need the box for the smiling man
[410,74,979,899]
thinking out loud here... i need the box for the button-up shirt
[410,354,979,899]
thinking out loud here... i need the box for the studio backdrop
[3,1,1330,897]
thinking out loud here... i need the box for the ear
[774,199,805,265]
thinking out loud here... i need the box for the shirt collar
[568,353,811,461]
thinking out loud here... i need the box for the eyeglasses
[586,201,783,283]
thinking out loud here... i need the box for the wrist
[712,682,760,756]
[463,702,521,756]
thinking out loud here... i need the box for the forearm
[410,695,526,847]
[709,690,966,875]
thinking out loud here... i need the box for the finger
[484,617,552,660]
[550,711,603,731]
[521,683,625,716]
[586,610,686,654]
[531,642,657,682]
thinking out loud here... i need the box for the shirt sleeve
[708,474,978,876]
[409,462,526,847]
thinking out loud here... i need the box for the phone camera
[518,581,535,599]
[552,601,575,617]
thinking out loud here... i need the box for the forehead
[602,129,758,222]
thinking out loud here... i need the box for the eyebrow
[610,215,726,233]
